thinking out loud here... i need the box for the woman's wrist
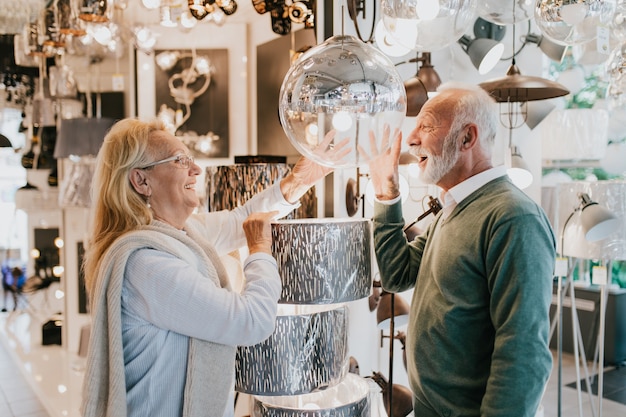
[279,174,308,205]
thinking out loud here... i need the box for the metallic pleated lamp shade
[206,163,289,210]
[271,218,372,304]
[235,305,348,396]
[252,373,370,417]
[558,182,625,260]
[206,163,317,219]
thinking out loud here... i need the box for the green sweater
[373,176,555,417]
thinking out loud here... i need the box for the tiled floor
[1,304,625,417]
[0,341,49,417]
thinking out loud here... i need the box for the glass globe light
[478,0,535,24]
[381,0,476,52]
[279,35,407,169]
[534,0,617,46]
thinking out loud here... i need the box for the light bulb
[305,123,319,146]
[212,8,226,26]
[91,25,112,45]
[155,51,179,71]
[416,0,440,20]
[53,265,65,277]
[332,111,353,131]
[180,11,198,29]
[194,56,212,75]
[134,26,157,53]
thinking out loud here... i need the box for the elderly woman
[81,118,346,417]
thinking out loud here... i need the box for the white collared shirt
[376,166,508,211]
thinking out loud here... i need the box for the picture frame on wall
[153,48,230,158]
[135,24,248,161]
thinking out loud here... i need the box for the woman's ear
[129,168,150,196]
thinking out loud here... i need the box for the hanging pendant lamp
[479,61,570,102]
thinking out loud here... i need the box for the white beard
[417,132,461,185]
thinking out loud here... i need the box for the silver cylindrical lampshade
[235,306,348,396]
[206,164,317,219]
[556,181,626,260]
[207,163,290,210]
[252,373,370,417]
[271,218,372,304]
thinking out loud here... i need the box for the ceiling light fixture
[457,17,505,75]
[523,32,569,63]
[401,52,441,117]
[506,146,533,190]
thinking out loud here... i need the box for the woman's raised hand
[281,130,351,204]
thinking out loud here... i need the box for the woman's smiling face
[142,130,202,228]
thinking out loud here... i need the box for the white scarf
[81,220,235,417]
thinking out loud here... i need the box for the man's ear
[129,168,150,196]
[462,124,478,149]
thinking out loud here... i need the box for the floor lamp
[556,188,622,417]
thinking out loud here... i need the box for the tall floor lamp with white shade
[555,181,625,417]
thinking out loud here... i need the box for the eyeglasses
[140,154,194,169]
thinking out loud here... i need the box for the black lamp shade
[0,133,12,148]
[54,118,115,158]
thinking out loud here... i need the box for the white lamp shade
[506,147,533,189]
[507,166,533,190]
[581,203,621,242]
[557,181,626,260]
[467,38,504,75]
[541,109,609,161]
[521,100,556,130]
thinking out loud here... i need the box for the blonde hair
[82,118,166,297]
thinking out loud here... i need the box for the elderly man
[361,82,556,417]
